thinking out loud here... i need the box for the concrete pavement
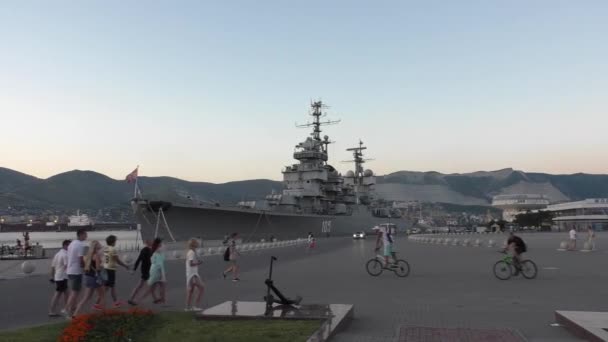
[1,232,606,341]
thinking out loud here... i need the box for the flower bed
[60,308,154,342]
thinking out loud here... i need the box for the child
[142,238,166,304]
[128,240,153,306]
[185,238,204,311]
[103,235,130,308]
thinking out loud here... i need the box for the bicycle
[493,251,537,280]
[366,251,410,277]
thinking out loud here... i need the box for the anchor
[264,256,302,313]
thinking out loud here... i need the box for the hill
[1,167,607,212]
[0,169,282,211]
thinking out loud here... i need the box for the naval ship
[131,101,402,241]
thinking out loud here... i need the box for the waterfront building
[492,194,550,222]
[546,198,608,231]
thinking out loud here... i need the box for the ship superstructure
[132,101,404,241]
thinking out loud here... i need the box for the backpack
[223,247,230,261]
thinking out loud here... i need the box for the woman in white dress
[185,238,204,311]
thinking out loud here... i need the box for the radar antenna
[342,139,374,184]
[296,100,341,141]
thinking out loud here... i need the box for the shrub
[60,308,154,342]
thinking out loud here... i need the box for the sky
[1,1,607,183]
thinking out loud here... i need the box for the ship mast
[344,140,372,186]
[296,101,340,158]
[342,140,375,205]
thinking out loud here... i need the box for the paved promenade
[0,232,606,341]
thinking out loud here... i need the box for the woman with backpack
[222,233,240,282]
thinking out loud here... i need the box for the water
[0,231,140,250]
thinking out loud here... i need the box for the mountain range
[1,167,608,211]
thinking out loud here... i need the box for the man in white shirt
[569,227,577,251]
[48,240,70,316]
[65,229,88,315]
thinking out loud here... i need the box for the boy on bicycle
[374,225,396,267]
[504,232,527,275]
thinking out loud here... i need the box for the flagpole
[133,166,139,199]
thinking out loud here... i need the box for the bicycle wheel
[520,260,538,279]
[366,259,383,276]
[493,260,512,280]
[393,259,410,278]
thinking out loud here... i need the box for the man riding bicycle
[504,232,527,275]
[374,225,396,267]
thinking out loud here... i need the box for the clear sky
[1,1,607,182]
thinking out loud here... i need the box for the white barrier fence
[132,238,309,261]
[408,234,506,249]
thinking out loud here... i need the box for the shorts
[68,274,83,292]
[383,244,393,257]
[141,271,150,281]
[105,269,116,288]
[84,275,101,289]
[55,279,68,292]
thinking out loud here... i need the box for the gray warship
[131,101,402,241]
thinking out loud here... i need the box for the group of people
[48,229,133,317]
[568,226,596,251]
[48,229,241,318]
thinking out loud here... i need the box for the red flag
[125,167,138,183]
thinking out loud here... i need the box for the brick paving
[398,327,525,342]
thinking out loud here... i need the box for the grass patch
[0,312,320,342]
[0,322,67,342]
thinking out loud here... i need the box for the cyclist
[374,225,396,267]
[504,232,527,275]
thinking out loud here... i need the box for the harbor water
[0,231,141,250]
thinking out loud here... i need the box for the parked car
[353,231,366,239]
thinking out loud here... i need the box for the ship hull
[133,200,404,242]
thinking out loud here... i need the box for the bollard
[473,239,481,247]
[558,241,568,251]
[452,239,460,246]
[443,238,451,245]
[123,253,134,264]
[581,242,592,252]
[462,239,470,247]
[173,251,182,259]
[21,261,35,274]
[207,247,214,255]
[488,239,496,248]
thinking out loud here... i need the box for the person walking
[307,232,316,250]
[568,227,577,251]
[73,240,105,316]
[587,226,596,251]
[185,238,204,311]
[65,229,88,316]
[142,238,167,304]
[128,240,153,306]
[48,240,70,317]
[222,233,240,282]
[103,235,130,308]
